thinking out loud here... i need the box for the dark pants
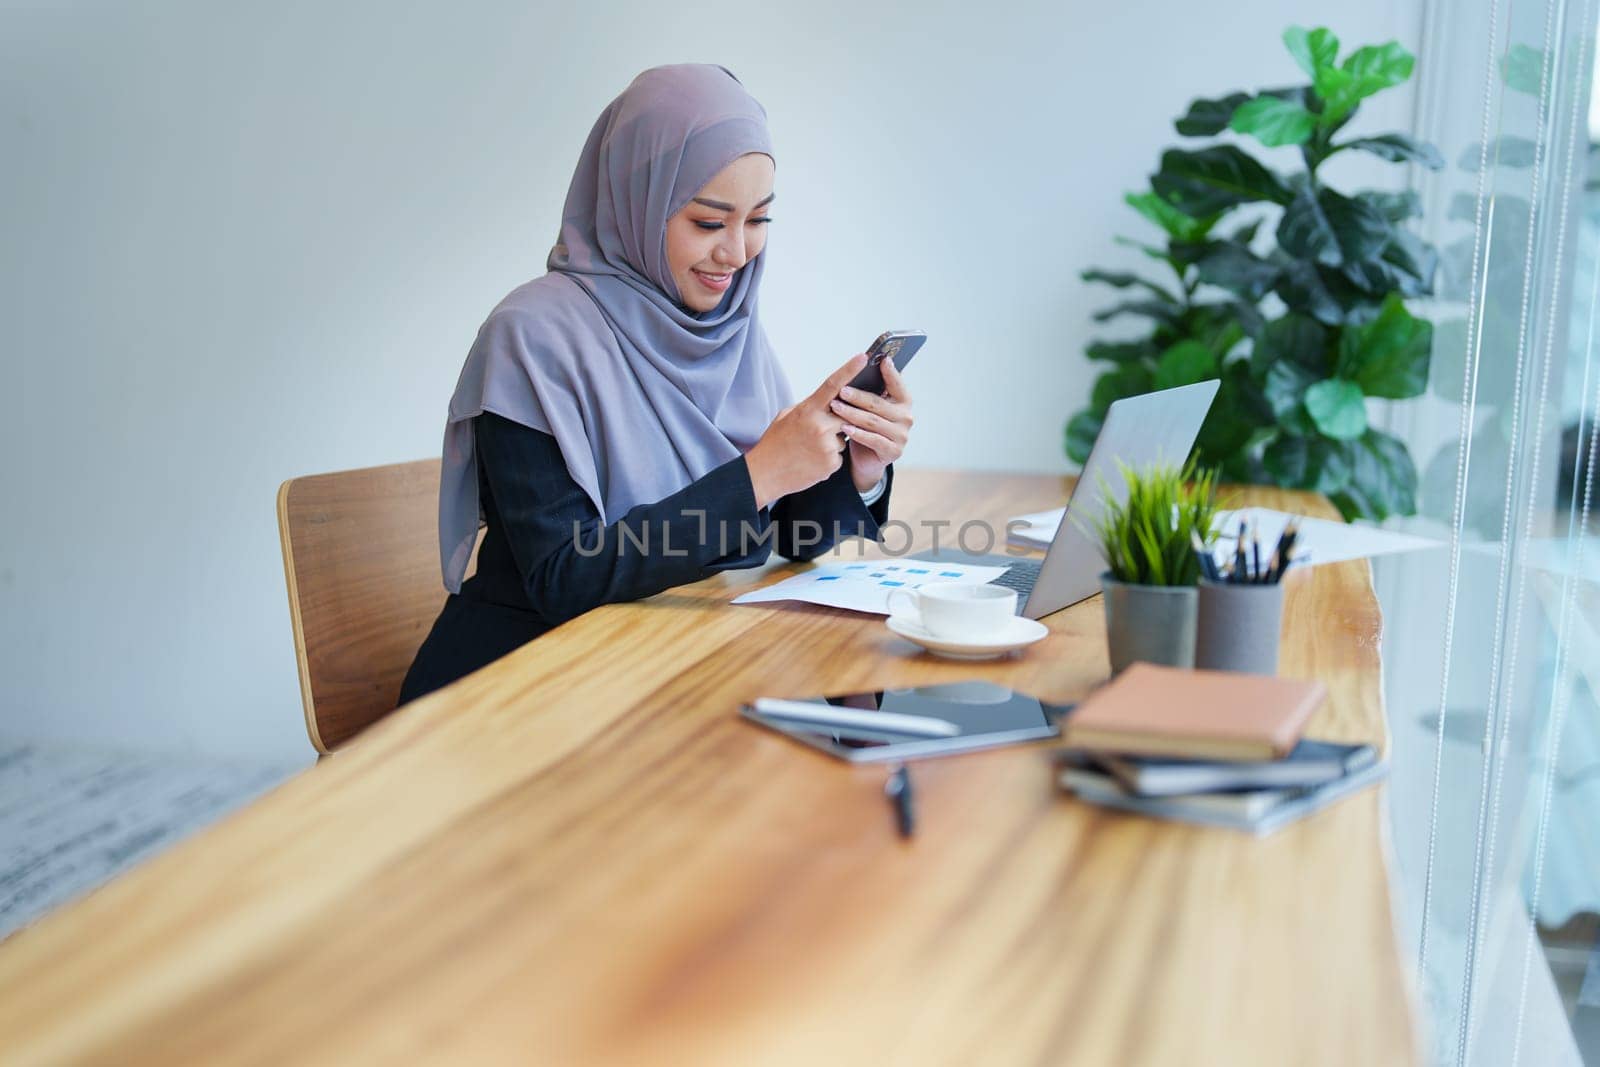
[397,588,551,705]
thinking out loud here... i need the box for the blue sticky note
[906,568,929,574]
[939,570,961,577]
[815,575,840,581]
[880,580,905,587]
[869,572,885,578]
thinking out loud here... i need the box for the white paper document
[731,559,1009,616]
[1008,508,1069,550]
[1006,504,1442,566]
[1211,507,1441,566]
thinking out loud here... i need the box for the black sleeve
[475,413,773,627]
[769,458,894,562]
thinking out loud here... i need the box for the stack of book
[1056,663,1388,835]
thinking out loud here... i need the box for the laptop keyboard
[990,559,1043,596]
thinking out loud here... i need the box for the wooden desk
[0,471,1418,1066]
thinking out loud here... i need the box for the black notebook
[1058,752,1389,835]
[1097,740,1376,797]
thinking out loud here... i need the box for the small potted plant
[1087,461,1222,674]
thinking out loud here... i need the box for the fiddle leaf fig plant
[1065,25,1441,522]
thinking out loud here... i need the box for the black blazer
[399,412,892,703]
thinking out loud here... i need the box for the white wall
[0,0,1424,761]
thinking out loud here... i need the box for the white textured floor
[0,737,301,942]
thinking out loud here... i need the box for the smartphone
[847,330,926,396]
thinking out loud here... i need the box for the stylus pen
[886,765,915,837]
[750,699,961,738]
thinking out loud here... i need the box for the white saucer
[885,614,1049,660]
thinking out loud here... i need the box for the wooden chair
[277,458,467,753]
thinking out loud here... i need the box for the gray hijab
[438,64,792,593]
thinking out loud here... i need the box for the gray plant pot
[1100,572,1197,675]
[1194,578,1285,675]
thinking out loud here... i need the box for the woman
[399,64,916,703]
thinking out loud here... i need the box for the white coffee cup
[886,582,1017,640]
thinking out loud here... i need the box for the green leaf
[1113,236,1175,265]
[1065,411,1102,464]
[1085,339,1160,364]
[1220,447,1269,484]
[1152,146,1293,217]
[1311,67,1362,124]
[1336,293,1432,398]
[1304,378,1369,439]
[1501,44,1545,95]
[1251,314,1330,376]
[1340,229,1437,298]
[1276,404,1320,439]
[1330,429,1417,519]
[1342,43,1415,89]
[1357,189,1423,222]
[1273,258,1351,325]
[1175,93,1251,137]
[1262,359,1321,421]
[1202,318,1246,358]
[1091,298,1184,327]
[1339,134,1444,169]
[1263,433,1353,494]
[1123,191,1220,241]
[1153,340,1219,391]
[1186,304,1231,346]
[1090,365,1155,416]
[1229,96,1318,147]
[1228,298,1265,340]
[1196,361,1272,462]
[1194,241,1281,300]
[1230,217,1264,245]
[1284,26,1340,78]
[1276,186,1393,267]
[1187,303,1250,356]
[1081,268,1181,304]
[1312,42,1414,124]
[1167,239,1214,270]
[1080,269,1143,287]
[1277,186,1337,264]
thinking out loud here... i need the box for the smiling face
[664,152,775,312]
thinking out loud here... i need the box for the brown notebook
[1061,663,1326,761]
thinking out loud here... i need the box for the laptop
[918,379,1219,619]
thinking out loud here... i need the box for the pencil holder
[1194,578,1285,675]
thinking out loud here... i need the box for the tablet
[741,680,1073,763]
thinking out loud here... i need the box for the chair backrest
[277,458,462,753]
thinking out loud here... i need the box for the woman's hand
[744,353,867,509]
[832,355,914,492]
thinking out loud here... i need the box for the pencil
[1235,521,1247,584]
[1190,530,1217,582]
[1271,517,1301,583]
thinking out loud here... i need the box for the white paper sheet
[1005,504,1443,566]
[1007,508,1065,550]
[731,559,1010,616]
[1211,507,1442,567]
